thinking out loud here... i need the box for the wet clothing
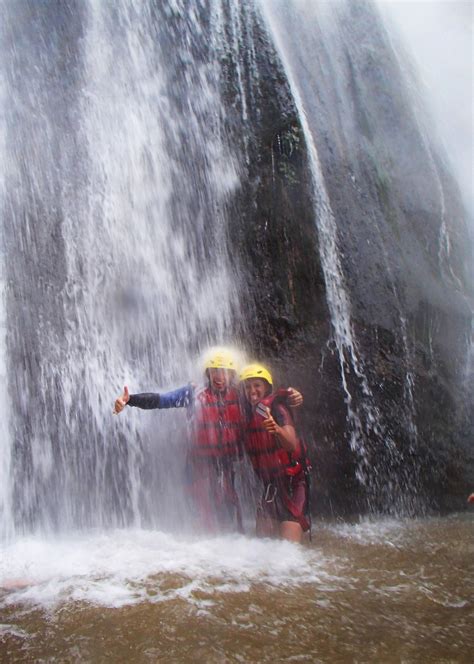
[186,385,244,532]
[257,472,309,529]
[189,386,243,460]
[186,457,242,533]
[244,392,310,532]
[128,385,193,410]
[128,383,243,532]
[245,399,298,483]
[128,384,243,460]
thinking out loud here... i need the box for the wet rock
[224,1,473,515]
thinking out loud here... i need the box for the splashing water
[1,516,473,662]
[0,0,245,538]
[0,0,470,541]
[0,37,13,540]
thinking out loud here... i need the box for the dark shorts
[258,473,310,531]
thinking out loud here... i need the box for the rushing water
[1,0,470,536]
[1,1,472,660]
[0,0,247,538]
[1,514,473,662]
[258,0,424,514]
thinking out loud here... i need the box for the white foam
[326,517,414,546]
[0,530,334,609]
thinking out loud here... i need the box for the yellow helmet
[239,363,273,386]
[204,348,238,372]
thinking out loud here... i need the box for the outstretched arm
[113,384,193,413]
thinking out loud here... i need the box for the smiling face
[243,378,271,406]
[208,368,233,393]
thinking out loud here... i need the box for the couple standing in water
[114,348,311,543]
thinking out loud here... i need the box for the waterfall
[377,7,465,293]
[1,0,471,539]
[0,0,245,538]
[258,0,428,513]
[0,34,12,539]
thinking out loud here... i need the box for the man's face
[208,368,232,392]
[244,378,270,406]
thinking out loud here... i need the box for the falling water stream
[259,0,425,513]
[0,0,246,538]
[0,0,472,661]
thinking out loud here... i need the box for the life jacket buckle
[285,460,302,477]
[264,483,277,503]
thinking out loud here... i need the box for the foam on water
[2,517,472,662]
[326,517,414,547]
[0,530,335,609]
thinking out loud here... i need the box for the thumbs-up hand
[262,407,278,435]
[114,386,130,414]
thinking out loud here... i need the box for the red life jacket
[189,386,243,460]
[244,389,303,483]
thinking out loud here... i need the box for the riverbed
[1,514,472,662]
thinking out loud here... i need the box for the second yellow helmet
[239,363,273,386]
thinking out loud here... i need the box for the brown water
[1,514,473,663]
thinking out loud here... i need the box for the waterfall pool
[1,514,472,662]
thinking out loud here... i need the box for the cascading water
[259,0,424,513]
[0,44,13,540]
[1,0,471,541]
[1,3,473,660]
[0,0,245,538]
[378,7,465,293]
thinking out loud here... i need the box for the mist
[377,0,473,224]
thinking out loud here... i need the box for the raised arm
[113,384,193,414]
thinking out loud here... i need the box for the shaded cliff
[221,0,473,514]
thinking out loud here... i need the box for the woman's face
[244,378,270,406]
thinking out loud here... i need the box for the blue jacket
[127,384,193,410]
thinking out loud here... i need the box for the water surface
[1,514,472,662]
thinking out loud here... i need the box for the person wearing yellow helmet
[114,347,244,532]
[113,349,304,535]
[184,348,244,532]
[239,363,310,543]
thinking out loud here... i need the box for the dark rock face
[221,0,473,514]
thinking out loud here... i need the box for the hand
[262,407,279,435]
[114,386,129,414]
[288,387,303,408]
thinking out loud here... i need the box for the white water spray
[259,0,401,501]
[0,0,244,537]
[378,0,473,219]
[0,37,13,540]
[377,4,466,291]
